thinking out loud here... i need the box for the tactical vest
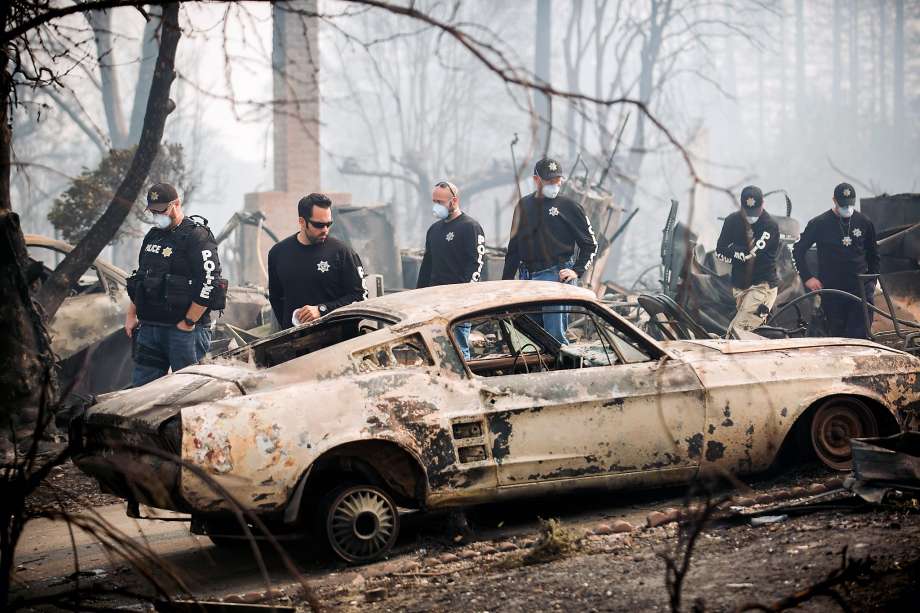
[127,217,224,324]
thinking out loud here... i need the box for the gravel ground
[18,453,920,612]
[314,503,920,612]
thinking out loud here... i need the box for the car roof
[335,280,598,325]
[25,233,129,281]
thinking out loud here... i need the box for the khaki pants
[728,282,778,337]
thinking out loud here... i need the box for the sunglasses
[147,200,177,214]
[435,181,457,197]
[308,219,334,229]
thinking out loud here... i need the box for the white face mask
[432,202,450,220]
[152,213,172,229]
[838,205,854,219]
[746,215,760,224]
[542,184,561,199]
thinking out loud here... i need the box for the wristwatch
[318,304,328,314]
[183,317,197,327]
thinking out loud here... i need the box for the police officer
[715,185,780,336]
[502,157,598,344]
[125,183,224,387]
[417,180,486,359]
[267,193,367,330]
[793,182,879,339]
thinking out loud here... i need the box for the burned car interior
[28,243,121,297]
[221,313,396,367]
[458,301,656,377]
[354,332,435,371]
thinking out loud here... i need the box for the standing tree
[0,2,184,605]
[558,0,767,278]
[0,0,181,430]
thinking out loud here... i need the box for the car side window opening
[223,315,395,367]
[456,303,654,377]
[28,245,105,295]
[357,333,434,372]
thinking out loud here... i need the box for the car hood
[85,363,262,433]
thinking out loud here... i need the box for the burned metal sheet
[847,432,920,502]
[481,360,704,485]
[330,204,403,291]
[679,338,920,474]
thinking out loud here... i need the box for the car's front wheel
[810,397,878,470]
[318,483,400,564]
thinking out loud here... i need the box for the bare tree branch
[36,2,182,319]
[43,88,108,153]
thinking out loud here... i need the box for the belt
[522,257,573,273]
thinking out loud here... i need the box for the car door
[462,301,707,488]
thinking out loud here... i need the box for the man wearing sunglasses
[267,193,368,329]
[502,157,598,343]
[417,180,486,359]
[125,183,224,386]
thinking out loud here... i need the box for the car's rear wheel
[810,397,878,470]
[318,483,399,564]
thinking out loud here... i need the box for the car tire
[810,397,878,471]
[316,483,400,564]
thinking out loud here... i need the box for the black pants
[822,283,874,339]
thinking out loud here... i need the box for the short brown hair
[298,193,332,220]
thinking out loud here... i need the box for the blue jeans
[519,261,576,344]
[132,323,212,387]
[454,322,472,360]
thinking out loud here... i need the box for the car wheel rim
[327,487,397,563]
[811,400,878,470]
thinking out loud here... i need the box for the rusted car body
[72,281,920,563]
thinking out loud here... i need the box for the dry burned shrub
[499,518,582,569]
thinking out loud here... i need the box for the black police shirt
[792,209,879,292]
[501,192,598,279]
[267,235,368,329]
[135,217,220,325]
[416,213,486,288]
[715,210,780,290]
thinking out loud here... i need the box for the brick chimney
[241,0,349,285]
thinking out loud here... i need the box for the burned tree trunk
[849,0,859,116]
[36,3,181,321]
[535,0,552,156]
[128,5,163,146]
[86,8,130,148]
[0,20,51,419]
[879,0,887,125]
[833,0,842,104]
[893,0,905,141]
[795,0,806,122]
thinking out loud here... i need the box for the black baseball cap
[146,183,179,212]
[534,157,564,180]
[834,182,856,206]
[740,185,764,210]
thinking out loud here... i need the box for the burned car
[72,281,920,563]
[27,234,135,398]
